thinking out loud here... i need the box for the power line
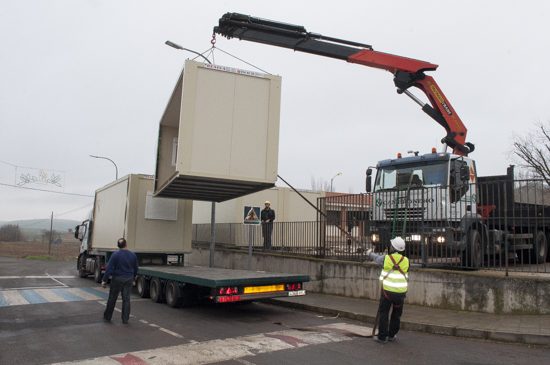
[0,182,94,197]
[55,203,94,218]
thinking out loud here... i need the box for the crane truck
[213,13,550,268]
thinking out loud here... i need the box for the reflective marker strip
[2,290,29,306]
[19,289,48,304]
[244,284,285,294]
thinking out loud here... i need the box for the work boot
[388,336,396,342]
[373,336,387,344]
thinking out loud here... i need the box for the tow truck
[213,13,549,268]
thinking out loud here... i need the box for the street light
[90,155,118,180]
[330,172,342,192]
[164,40,212,64]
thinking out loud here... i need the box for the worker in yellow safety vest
[366,236,409,344]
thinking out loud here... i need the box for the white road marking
[2,290,29,305]
[0,286,65,291]
[0,275,76,279]
[159,328,184,339]
[50,323,372,365]
[47,275,69,288]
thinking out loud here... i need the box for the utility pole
[48,211,53,255]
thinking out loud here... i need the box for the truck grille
[384,207,425,220]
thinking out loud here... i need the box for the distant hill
[0,219,81,232]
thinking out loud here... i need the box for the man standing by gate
[261,201,275,250]
[366,236,409,343]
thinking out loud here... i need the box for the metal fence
[192,176,550,274]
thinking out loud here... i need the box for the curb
[265,298,550,347]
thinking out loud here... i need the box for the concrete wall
[188,244,550,315]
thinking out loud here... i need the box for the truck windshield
[374,162,448,191]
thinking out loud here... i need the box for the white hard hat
[390,236,406,252]
[265,201,271,205]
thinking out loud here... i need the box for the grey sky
[1,0,549,222]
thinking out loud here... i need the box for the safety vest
[379,252,409,293]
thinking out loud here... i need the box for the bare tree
[0,224,24,242]
[310,176,331,192]
[513,123,550,185]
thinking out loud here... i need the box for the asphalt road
[1,256,549,365]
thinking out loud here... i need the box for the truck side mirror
[460,165,470,182]
[366,168,372,193]
[74,225,79,239]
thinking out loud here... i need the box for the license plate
[243,284,285,294]
[288,290,306,296]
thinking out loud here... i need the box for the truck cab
[367,151,482,266]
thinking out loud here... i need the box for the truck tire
[94,257,103,283]
[462,230,482,269]
[532,231,548,264]
[77,254,88,278]
[165,281,182,308]
[136,276,150,298]
[150,277,164,303]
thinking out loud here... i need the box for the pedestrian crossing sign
[243,206,261,225]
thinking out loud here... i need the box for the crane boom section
[214,12,473,156]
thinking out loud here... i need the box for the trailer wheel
[532,231,548,264]
[94,257,103,283]
[77,254,88,278]
[165,281,182,308]
[462,230,482,269]
[136,276,150,298]
[150,278,164,303]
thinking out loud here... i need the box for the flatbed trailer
[135,265,308,307]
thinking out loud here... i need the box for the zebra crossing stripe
[51,288,85,302]
[19,289,48,304]
[0,292,8,307]
[79,287,109,300]
[1,290,28,306]
[33,288,70,303]
[67,288,103,301]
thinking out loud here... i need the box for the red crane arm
[214,13,474,155]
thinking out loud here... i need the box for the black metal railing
[192,177,550,274]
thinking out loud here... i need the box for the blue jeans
[104,276,133,322]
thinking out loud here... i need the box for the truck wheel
[136,276,150,298]
[165,281,182,308]
[77,254,88,278]
[94,257,103,283]
[462,230,482,269]
[532,231,548,264]
[150,278,164,303]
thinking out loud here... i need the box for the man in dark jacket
[101,238,138,324]
[261,201,275,250]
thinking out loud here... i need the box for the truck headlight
[436,235,446,243]
[371,233,380,243]
[410,234,422,242]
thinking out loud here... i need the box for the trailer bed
[139,265,309,287]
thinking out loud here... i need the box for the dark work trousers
[104,276,133,323]
[262,222,273,249]
[377,290,406,340]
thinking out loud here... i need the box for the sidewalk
[267,293,550,346]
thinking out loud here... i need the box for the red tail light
[218,295,241,303]
[218,287,239,295]
[285,283,302,291]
